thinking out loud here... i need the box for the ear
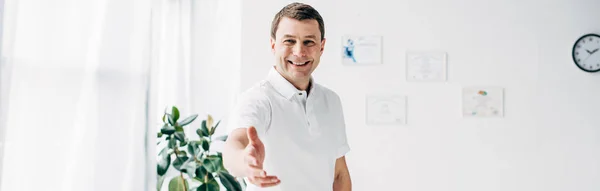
[270,38,276,54]
[320,38,326,55]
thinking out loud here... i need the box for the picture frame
[462,86,504,117]
[342,35,383,65]
[366,94,407,125]
[406,51,447,82]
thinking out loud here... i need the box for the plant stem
[180,172,187,191]
[207,135,212,155]
[174,148,180,158]
[173,136,181,160]
[172,135,187,191]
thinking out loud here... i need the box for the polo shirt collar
[267,67,315,100]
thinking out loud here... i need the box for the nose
[292,44,306,57]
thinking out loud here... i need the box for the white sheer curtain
[147,0,194,190]
[149,0,193,113]
[189,0,241,132]
[0,0,7,185]
[0,0,151,190]
[148,0,242,190]
[0,0,241,190]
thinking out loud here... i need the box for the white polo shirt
[225,67,350,191]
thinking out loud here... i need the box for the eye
[283,39,296,45]
[303,40,315,46]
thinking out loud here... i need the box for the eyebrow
[283,34,317,40]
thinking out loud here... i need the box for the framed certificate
[342,35,383,65]
[406,51,447,82]
[366,95,407,125]
[462,87,504,117]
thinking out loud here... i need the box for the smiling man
[222,2,352,191]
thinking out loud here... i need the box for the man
[223,2,351,191]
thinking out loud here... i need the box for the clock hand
[580,49,599,64]
[583,53,595,63]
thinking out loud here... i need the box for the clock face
[572,33,600,73]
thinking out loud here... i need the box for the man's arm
[222,128,251,177]
[223,127,280,187]
[333,156,351,191]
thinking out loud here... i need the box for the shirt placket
[304,92,319,136]
[296,91,310,127]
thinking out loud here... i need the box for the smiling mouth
[288,60,310,66]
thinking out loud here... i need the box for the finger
[255,180,281,188]
[248,176,280,188]
[246,126,262,146]
[250,175,280,183]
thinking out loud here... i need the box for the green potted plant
[157,106,245,191]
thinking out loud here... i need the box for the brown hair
[270,2,325,40]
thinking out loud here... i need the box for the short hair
[270,2,325,40]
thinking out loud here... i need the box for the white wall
[241,0,600,190]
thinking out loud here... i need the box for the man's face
[271,17,326,84]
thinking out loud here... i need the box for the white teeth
[290,61,308,66]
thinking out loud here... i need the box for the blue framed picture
[342,35,382,65]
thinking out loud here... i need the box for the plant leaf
[197,178,219,191]
[203,156,222,173]
[196,128,208,138]
[181,160,197,178]
[176,150,188,158]
[168,136,177,149]
[207,172,215,183]
[173,155,189,171]
[161,124,176,135]
[238,177,247,190]
[200,120,209,137]
[179,114,199,126]
[210,120,221,135]
[194,166,209,183]
[196,150,204,161]
[168,176,188,191]
[213,135,227,142]
[187,141,199,156]
[218,171,242,191]
[207,115,214,128]
[196,179,221,191]
[196,129,202,137]
[168,114,175,126]
[157,175,166,191]
[175,125,184,131]
[201,138,210,151]
[174,131,186,142]
[193,171,214,186]
[157,147,171,176]
[172,106,180,122]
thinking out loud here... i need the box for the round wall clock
[572,33,600,73]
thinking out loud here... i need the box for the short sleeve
[225,90,271,137]
[333,93,350,159]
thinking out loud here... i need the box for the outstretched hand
[243,126,280,187]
